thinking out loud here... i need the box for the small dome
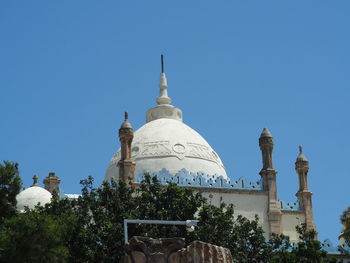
[260,128,272,138]
[16,186,52,212]
[296,145,308,162]
[296,153,308,162]
[120,112,133,129]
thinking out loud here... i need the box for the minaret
[117,112,136,184]
[146,55,183,123]
[43,172,61,194]
[295,145,317,234]
[259,128,282,235]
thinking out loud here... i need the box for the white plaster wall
[201,191,270,239]
[281,213,305,242]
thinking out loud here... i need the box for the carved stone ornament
[120,236,234,263]
[115,140,223,165]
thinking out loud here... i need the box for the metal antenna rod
[161,54,164,73]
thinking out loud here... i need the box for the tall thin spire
[146,55,183,122]
[161,54,164,73]
[156,54,172,105]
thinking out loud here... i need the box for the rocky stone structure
[120,236,233,263]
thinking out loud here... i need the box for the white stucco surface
[105,118,227,181]
[281,213,305,242]
[201,191,270,238]
[16,186,52,212]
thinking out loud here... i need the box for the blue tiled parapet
[321,239,350,254]
[280,200,300,211]
[135,168,263,190]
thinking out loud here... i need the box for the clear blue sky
[1,1,349,244]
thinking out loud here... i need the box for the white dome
[16,186,52,212]
[106,70,227,181]
[105,118,227,181]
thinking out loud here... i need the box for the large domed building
[14,57,348,256]
[105,57,317,243]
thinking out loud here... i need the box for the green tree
[42,175,339,263]
[0,210,74,263]
[66,176,137,263]
[292,225,332,262]
[0,172,338,262]
[130,174,204,241]
[340,207,350,247]
[194,203,272,263]
[65,175,204,262]
[268,225,337,263]
[0,161,22,224]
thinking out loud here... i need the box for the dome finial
[296,144,308,162]
[120,111,132,129]
[32,175,39,186]
[156,54,172,105]
[161,54,164,73]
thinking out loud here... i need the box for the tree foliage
[0,210,74,263]
[194,203,272,263]
[0,172,339,262]
[0,161,22,224]
[268,225,337,263]
[340,207,350,247]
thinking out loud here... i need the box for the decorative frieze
[111,141,224,166]
[135,168,263,190]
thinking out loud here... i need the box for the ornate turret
[259,128,277,191]
[295,145,316,234]
[43,172,61,194]
[259,128,274,170]
[259,128,281,235]
[295,145,309,191]
[118,112,136,184]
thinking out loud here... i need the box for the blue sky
[1,1,349,244]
